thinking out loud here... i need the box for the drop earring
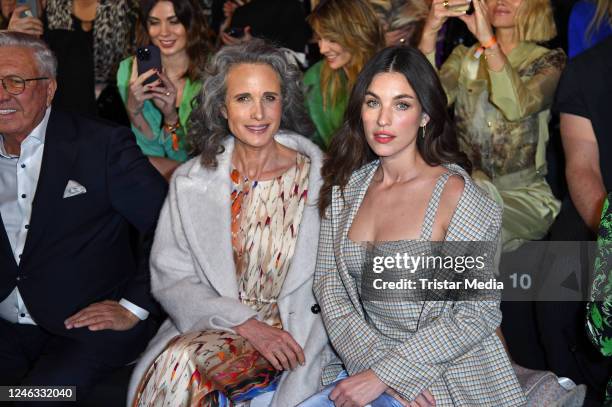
[420,123,427,139]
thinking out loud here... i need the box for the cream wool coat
[127,131,334,406]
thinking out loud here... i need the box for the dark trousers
[0,319,127,406]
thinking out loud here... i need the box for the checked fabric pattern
[313,161,526,406]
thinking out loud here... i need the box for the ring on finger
[165,91,171,96]
[443,0,449,8]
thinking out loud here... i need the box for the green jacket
[427,43,566,250]
[116,57,201,162]
[303,61,348,149]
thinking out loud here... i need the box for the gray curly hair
[189,39,314,167]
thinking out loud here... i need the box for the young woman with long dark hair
[303,46,525,406]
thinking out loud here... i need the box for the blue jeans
[298,371,405,407]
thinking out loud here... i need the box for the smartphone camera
[226,27,245,38]
[137,47,151,62]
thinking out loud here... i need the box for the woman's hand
[219,0,246,36]
[7,5,44,36]
[408,389,436,407]
[385,387,436,407]
[148,70,179,125]
[127,61,158,117]
[127,62,178,124]
[385,26,416,47]
[220,25,252,46]
[458,0,495,45]
[419,0,470,53]
[234,318,305,371]
[329,369,388,407]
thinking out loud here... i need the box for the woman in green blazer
[304,0,384,149]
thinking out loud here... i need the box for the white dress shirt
[0,108,148,324]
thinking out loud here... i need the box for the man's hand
[64,300,139,331]
[329,369,388,407]
[234,318,305,371]
[220,25,252,46]
[7,6,44,36]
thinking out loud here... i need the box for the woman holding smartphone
[117,0,211,179]
[419,0,565,252]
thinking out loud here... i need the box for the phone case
[17,0,39,18]
[136,45,162,86]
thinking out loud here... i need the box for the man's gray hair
[189,39,314,168]
[0,31,57,78]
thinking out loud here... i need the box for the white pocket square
[63,180,87,198]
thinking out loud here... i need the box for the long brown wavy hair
[136,0,212,81]
[318,46,471,216]
[307,0,385,109]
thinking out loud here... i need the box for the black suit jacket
[0,110,167,362]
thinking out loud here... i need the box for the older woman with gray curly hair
[127,38,333,407]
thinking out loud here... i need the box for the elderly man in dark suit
[0,31,166,401]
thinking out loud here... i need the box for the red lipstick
[373,131,395,144]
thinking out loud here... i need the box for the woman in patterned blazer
[301,46,525,406]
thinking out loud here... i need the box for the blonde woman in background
[303,0,385,149]
[419,0,565,252]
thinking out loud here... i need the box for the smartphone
[449,0,474,14]
[226,27,245,38]
[17,0,40,18]
[136,45,162,86]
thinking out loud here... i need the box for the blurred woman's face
[1,0,16,19]
[487,0,522,30]
[223,63,283,150]
[317,35,352,71]
[361,72,428,159]
[147,1,188,57]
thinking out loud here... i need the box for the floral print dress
[133,153,310,407]
[587,194,612,405]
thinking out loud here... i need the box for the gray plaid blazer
[314,161,526,406]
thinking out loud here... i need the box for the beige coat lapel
[174,146,238,298]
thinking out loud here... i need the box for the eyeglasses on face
[0,75,49,96]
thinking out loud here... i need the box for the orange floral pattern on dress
[133,153,311,407]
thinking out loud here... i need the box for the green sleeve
[426,45,467,106]
[587,197,612,357]
[116,57,166,158]
[303,62,346,148]
[487,48,566,122]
